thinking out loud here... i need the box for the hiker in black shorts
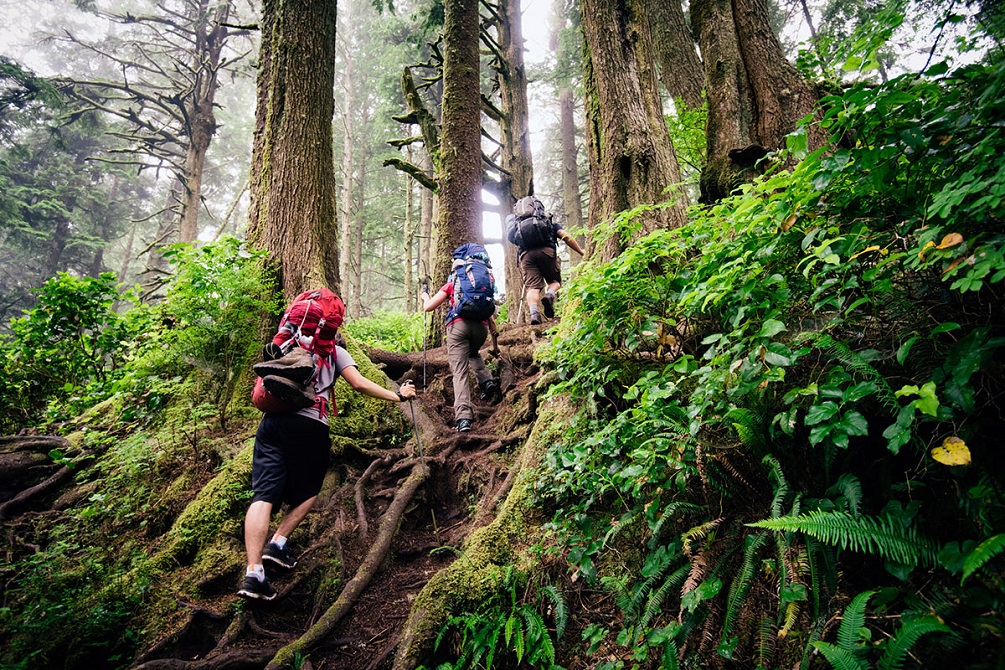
[238,341,416,600]
[506,196,584,324]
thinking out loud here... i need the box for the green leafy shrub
[342,309,424,352]
[531,56,1005,668]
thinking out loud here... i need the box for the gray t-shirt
[295,345,356,425]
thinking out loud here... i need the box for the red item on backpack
[271,288,345,357]
[251,376,295,414]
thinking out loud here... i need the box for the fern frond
[747,511,939,567]
[877,616,951,670]
[763,454,790,519]
[639,564,689,631]
[827,473,863,516]
[649,502,700,548]
[727,407,766,451]
[539,584,567,640]
[780,601,800,638]
[800,617,827,670]
[962,533,1005,582]
[837,590,875,650]
[682,517,722,555]
[759,617,776,668]
[813,641,869,670]
[802,332,898,412]
[661,638,681,670]
[722,532,768,639]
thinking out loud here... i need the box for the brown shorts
[519,247,561,290]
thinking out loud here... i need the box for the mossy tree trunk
[427,0,482,347]
[581,0,689,262]
[559,87,585,265]
[647,0,704,110]
[692,0,823,203]
[246,0,340,300]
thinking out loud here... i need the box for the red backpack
[271,288,345,357]
[251,288,346,414]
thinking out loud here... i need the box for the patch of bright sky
[482,0,552,283]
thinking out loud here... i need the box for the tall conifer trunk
[581,0,688,261]
[247,0,340,300]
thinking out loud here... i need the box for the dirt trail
[133,324,544,670]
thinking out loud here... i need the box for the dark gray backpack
[507,196,553,250]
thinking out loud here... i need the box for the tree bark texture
[559,87,585,265]
[495,0,534,324]
[647,0,704,110]
[247,0,340,301]
[581,0,689,261]
[692,0,822,202]
[428,0,482,345]
[405,144,416,312]
[339,0,356,302]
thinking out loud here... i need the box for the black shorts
[252,413,331,507]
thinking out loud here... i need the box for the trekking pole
[405,388,438,534]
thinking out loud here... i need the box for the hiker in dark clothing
[239,334,416,601]
[506,196,585,324]
[421,244,500,433]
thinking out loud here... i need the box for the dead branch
[382,158,438,192]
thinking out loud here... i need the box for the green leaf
[757,319,786,338]
[806,401,840,425]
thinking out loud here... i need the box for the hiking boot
[262,342,284,361]
[479,379,500,403]
[541,292,556,319]
[263,542,297,570]
[530,315,541,325]
[456,419,473,433]
[262,375,316,410]
[237,575,277,601]
[254,348,315,385]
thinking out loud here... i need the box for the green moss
[397,396,575,668]
[152,441,254,569]
[328,335,408,445]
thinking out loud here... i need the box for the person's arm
[340,366,416,402]
[558,229,585,256]
[421,288,449,311]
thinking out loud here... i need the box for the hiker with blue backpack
[505,195,584,324]
[420,243,501,433]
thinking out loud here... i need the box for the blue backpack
[449,244,496,321]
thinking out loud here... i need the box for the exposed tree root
[265,463,428,670]
[0,464,73,520]
[131,649,276,670]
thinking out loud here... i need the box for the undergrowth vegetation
[343,309,425,352]
[495,58,1005,668]
[0,237,278,669]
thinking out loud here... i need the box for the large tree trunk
[692,0,822,202]
[420,149,436,282]
[581,0,689,261]
[495,0,534,324]
[405,144,416,313]
[428,0,483,345]
[339,0,356,302]
[246,0,340,300]
[648,0,704,110]
[559,87,584,265]
[351,159,365,317]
